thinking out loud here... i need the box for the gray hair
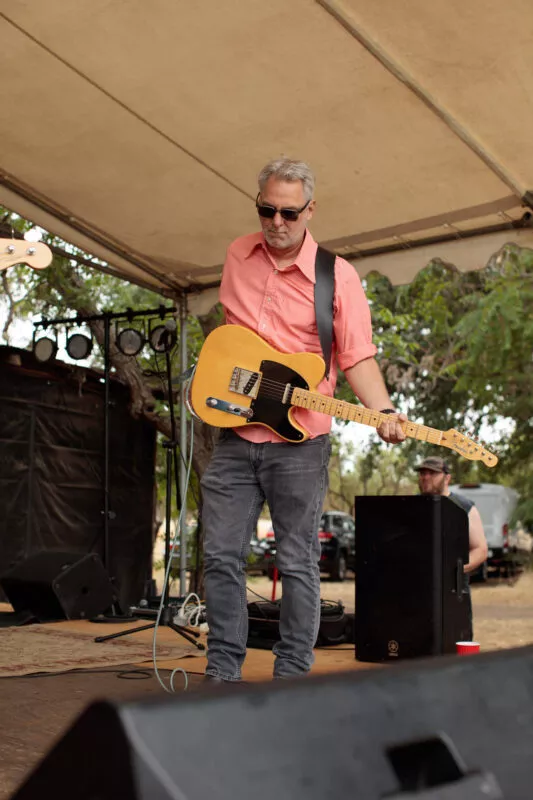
[258,158,315,202]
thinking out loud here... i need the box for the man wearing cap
[416,456,488,636]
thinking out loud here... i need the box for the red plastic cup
[456,641,480,655]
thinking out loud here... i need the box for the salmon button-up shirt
[219,229,377,443]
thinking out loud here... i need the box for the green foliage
[0,207,208,519]
[2,209,161,343]
[4,204,533,528]
[327,432,417,509]
[359,247,533,523]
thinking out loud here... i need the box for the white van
[449,483,519,568]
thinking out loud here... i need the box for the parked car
[263,510,356,581]
[246,536,274,575]
[318,510,356,580]
[449,483,519,578]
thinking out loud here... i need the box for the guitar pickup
[229,367,261,398]
[206,397,254,419]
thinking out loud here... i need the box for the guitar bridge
[229,367,261,398]
[206,397,254,419]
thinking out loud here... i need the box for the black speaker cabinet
[0,550,117,621]
[12,645,533,799]
[355,495,471,662]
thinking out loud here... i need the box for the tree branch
[1,272,16,344]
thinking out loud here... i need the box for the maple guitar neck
[292,388,444,446]
[189,323,498,466]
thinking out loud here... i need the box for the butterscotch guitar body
[189,325,325,441]
[189,325,498,466]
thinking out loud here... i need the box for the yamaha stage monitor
[355,495,471,662]
[0,550,116,621]
[11,645,533,799]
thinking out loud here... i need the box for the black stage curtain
[0,347,156,609]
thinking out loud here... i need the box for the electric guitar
[189,324,498,467]
[0,239,52,271]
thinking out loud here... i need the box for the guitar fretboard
[290,388,443,445]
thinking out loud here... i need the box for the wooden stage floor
[0,614,378,799]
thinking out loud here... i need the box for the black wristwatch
[380,408,396,414]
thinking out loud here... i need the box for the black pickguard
[249,360,308,441]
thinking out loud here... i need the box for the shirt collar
[245,230,319,283]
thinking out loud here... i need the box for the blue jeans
[201,430,331,680]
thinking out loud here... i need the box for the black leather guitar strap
[314,246,336,379]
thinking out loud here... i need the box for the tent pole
[178,296,189,595]
[103,312,111,571]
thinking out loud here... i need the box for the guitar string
[256,376,409,419]
[245,389,444,442]
[239,375,407,424]
[232,374,485,451]
[239,380,404,428]
[242,375,395,420]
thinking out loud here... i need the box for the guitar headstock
[441,429,499,467]
[0,239,53,271]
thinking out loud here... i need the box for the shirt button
[266,297,271,303]
[261,324,266,331]
[273,269,278,274]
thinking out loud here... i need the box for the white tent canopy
[1,0,533,304]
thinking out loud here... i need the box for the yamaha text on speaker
[355,495,471,662]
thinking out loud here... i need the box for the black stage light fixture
[33,334,58,363]
[116,327,145,356]
[148,319,177,353]
[66,332,93,361]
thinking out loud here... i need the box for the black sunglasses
[255,193,311,222]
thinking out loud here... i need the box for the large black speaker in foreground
[11,645,533,799]
[355,495,471,662]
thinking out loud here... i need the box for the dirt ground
[157,564,533,652]
[246,568,533,653]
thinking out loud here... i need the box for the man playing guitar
[201,158,405,684]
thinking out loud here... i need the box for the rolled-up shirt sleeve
[334,258,377,371]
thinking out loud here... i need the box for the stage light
[149,320,177,353]
[66,332,93,360]
[33,336,57,363]
[116,327,144,356]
